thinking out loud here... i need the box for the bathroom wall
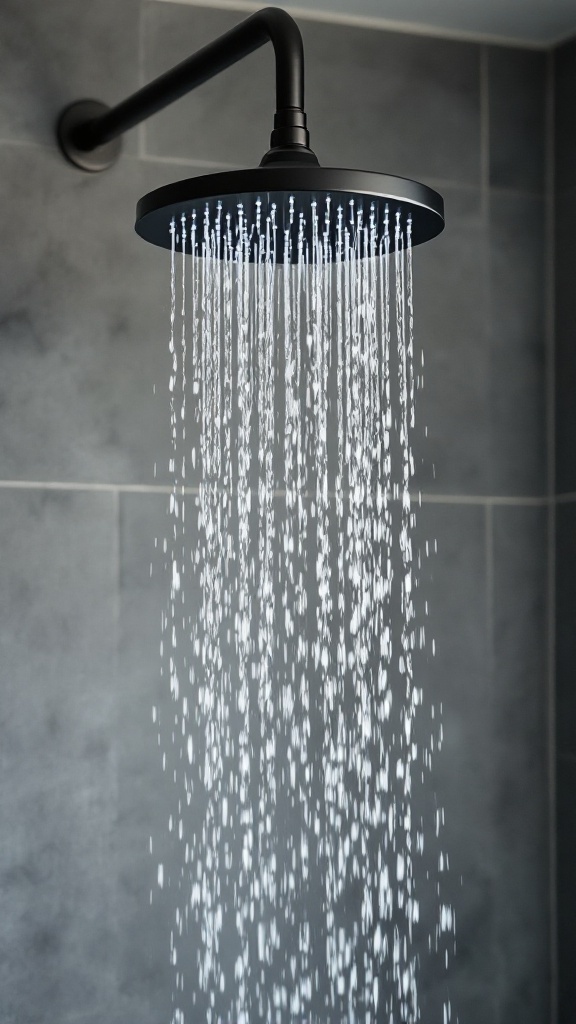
[555,34,576,1024]
[0,2,553,1022]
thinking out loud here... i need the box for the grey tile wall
[0,0,140,153]
[0,146,178,485]
[488,193,547,496]
[492,506,550,1022]
[412,186,490,494]
[0,2,554,1024]
[488,47,547,193]
[0,489,118,1024]
[114,492,175,1024]
[413,502,496,1024]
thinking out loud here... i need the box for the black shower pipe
[63,7,313,160]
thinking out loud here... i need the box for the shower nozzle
[135,166,444,258]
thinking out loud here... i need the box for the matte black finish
[56,6,445,256]
[135,164,445,260]
[57,8,314,165]
[57,100,122,172]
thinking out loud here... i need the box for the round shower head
[135,164,444,261]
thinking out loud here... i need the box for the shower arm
[57,6,318,172]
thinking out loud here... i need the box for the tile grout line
[419,493,549,507]
[137,152,241,171]
[545,47,558,1024]
[0,137,50,150]
[0,479,552,505]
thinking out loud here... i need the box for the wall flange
[57,100,122,172]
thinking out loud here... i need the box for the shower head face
[135,165,444,261]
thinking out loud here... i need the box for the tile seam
[419,494,549,506]
[0,479,551,505]
[137,152,243,170]
[0,137,53,150]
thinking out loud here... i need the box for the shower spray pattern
[153,195,455,1023]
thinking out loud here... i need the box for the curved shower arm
[58,6,314,168]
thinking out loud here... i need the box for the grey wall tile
[0,488,119,1024]
[0,145,203,486]
[557,501,576,756]
[301,20,481,184]
[557,754,576,1024]
[412,186,490,495]
[488,192,547,497]
[493,507,548,748]
[492,505,550,1022]
[143,3,482,186]
[555,38,576,193]
[556,185,576,495]
[142,4,275,168]
[412,502,550,1022]
[405,188,550,505]
[0,0,139,152]
[114,491,181,1024]
[488,46,547,194]
[410,501,496,1022]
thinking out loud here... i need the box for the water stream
[152,195,455,1023]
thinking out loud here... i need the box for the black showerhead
[135,163,444,261]
[56,6,444,258]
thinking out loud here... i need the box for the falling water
[152,195,456,1023]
